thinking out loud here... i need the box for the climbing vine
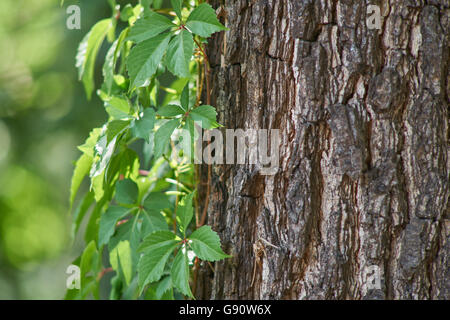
[66,0,229,300]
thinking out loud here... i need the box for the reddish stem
[97,267,113,281]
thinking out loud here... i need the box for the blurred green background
[0,0,125,299]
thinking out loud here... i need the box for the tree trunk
[196,0,449,299]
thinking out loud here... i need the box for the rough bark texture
[197,0,449,299]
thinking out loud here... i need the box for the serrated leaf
[186,3,227,38]
[127,32,171,89]
[70,153,93,208]
[177,192,194,235]
[76,19,113,99]
[171,249,193,298]
[78,128,102,158]
[160,288,174,300]
[154,119,181,159]
[131,108,156,143]
[170,0,182,20]
[115,179,139,204]
[104,96,131,120]
[127,11,174,43]
[157,104,185,117]
[110,240,133,285]
[137,231,179,288]
[165,30,193,78]
[189,105,220,129]
[98,206,131,246]
[189,225,230,261]
[155,275,173,299]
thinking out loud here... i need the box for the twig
[193,36,213,296]
[97,267,113,281]
[193,38,210,74]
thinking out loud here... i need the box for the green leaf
[70,153,93,208]
[91,172,105,202]
[90,134,117,179]
[143,192,173,213]
[78,128,102,158]
[180,83,189,110]
[160,287,174,300]
[109,275,123,300]
[118,148,140,179]
[189,225,230,261]
[104,96,131,120]
[76,19,113,99]
[189,105,220,129]
[171,248,193,298]
[157,104,185,117]
[131,108,156,143]
[127,32,171,89]
[153,0,163,9]
[186,3,227,38]
[177,192,194,235]
[80,240,99,287]
[138,230,178,253]
[120,4,135,22]
[103,39,119,95]
[107,0,116,10]
[140,0,153,13]
[84,199,105,244]
[170,0,182,20]
[127,11,174,43]
[114,28,129,66]
[110,240,133,285]
[106,120,130,143]
[109,215,141,271]
[115,179,139,204]
[182,116,198,161]
[71,191,95,239]
[137,231,179,288]
[154,119,180,159]
[166,29,194,78]
[155,275,173,299]
[98,206,131,246]
[141,209,169,234]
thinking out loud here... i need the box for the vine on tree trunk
[66,0,229,300]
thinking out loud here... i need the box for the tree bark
[196,0,449,299]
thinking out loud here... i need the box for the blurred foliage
[0,0,124,298]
